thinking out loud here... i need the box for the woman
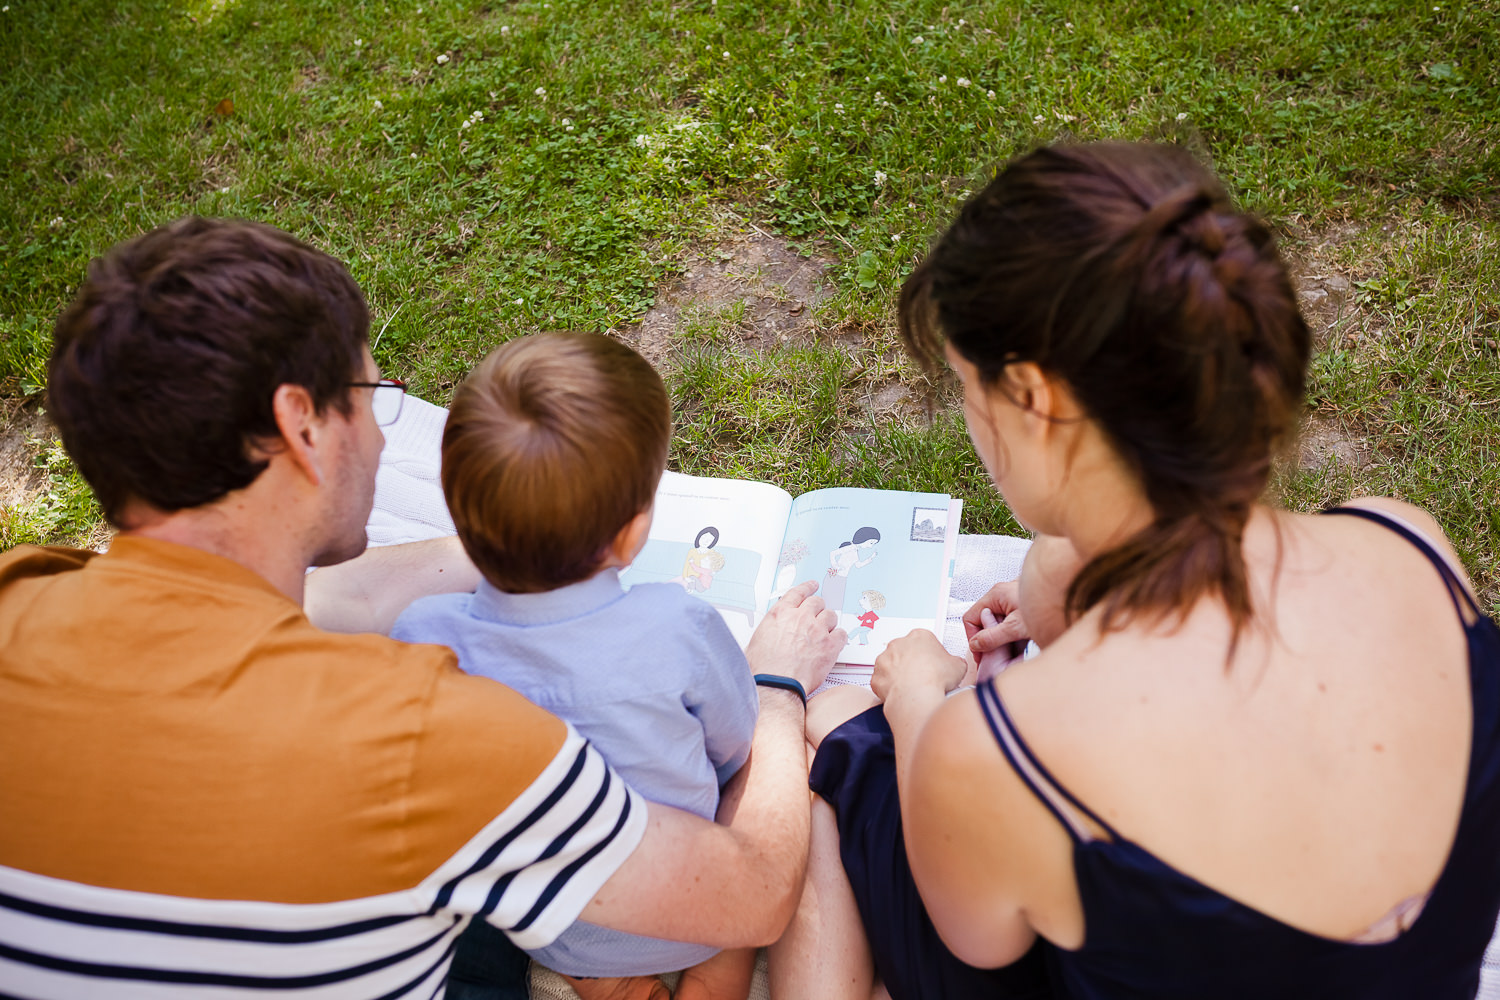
[783,142,1500,999]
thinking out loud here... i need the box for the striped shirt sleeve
[424,724,647,950]
[0,728,645,999]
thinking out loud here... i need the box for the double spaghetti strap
[976,679,1120,844]
[1322,506,1480,623]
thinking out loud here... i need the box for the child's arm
[683,603,760,785]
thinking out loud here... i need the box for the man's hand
[745,580,844,693]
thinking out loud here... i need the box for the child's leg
[672,947,756,1000]
[766,798,875,1000]
[560,973,671,1000]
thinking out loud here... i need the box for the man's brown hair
[443,333,671,593]
[49,217,368,524]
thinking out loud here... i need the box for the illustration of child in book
[821,526,880,613]
[850,590,886,645]
[677,526,725,594]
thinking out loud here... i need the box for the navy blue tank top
[978,506,1500,999]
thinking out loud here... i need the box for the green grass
[1,0,1496,611]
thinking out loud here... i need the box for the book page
[779,487,959,672]
[619,470,794,647]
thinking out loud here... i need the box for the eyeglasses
[348,378,407,426]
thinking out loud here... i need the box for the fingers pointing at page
[746,581,844,693]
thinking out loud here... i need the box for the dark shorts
[809,705,1055,1000]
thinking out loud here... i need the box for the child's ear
[604,506,655,568]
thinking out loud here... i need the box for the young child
[849,590,885,645]
[392,333,758,1000]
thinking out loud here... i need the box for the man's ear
[269,383,325,486]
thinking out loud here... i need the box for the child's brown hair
[442,333,671,593]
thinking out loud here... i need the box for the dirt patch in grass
[619,227,835,366]
[0,405,52,513]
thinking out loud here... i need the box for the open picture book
[620,470,963,683]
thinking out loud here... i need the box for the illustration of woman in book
[821,526,880,613]
[676,526,725,594]
[770,537,810,603]
[850,590,886,646]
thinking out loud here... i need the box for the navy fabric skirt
[809,705,1055,1000]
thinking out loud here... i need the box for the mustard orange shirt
[0,537,645,997]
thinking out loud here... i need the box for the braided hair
[900,142,1310,644]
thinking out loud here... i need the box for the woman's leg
[767,798,877,1000]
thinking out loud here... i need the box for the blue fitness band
[753,673,807,703]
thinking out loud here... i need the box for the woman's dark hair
[900,142,1309,641]
[49,217,369,524]
[695,527,720,549]
[852,526,881,545]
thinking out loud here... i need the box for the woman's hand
[962,580,1031,680]
[872,629,968,704]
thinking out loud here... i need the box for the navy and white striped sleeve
[425,725,648,950]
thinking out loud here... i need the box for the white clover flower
[501,25,510,34]
[220,187,231,194]
[535,86,547,96]
[49,217,63,228]
[2,6,10,11]
[938,74,948,84]
[514,298,524,305]
[1033,114,1044,123]
[1287,96,1296,105]
[471,110,483,120]
[354,38,363,47]
[891,233,901,242]
[722,50,730,58]
[874,170,888,186]
[634,134,649,147]
[1176,112,1187,121]
[834,102,845,114]
[372,98,383,110]
[410,152,417,158]
[565,124,574,131]
[1292,4,1299,10]
[1057,111,1077,122]
[958,18,966,25]
[957,77,971,87]
[435,53,449,64]
[987,89,996,99]
[865,75,871,82]
[561,117,571,126]
[1065,21,1074,29]
[913,35,924,44]
[746,105,755,115]
[460,119,470,129]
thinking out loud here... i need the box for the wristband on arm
[753,673,807,704]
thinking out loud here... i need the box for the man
[0,217,841,998]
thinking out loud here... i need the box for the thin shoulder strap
[976,680,1121,844]
[1322,506,1479,620]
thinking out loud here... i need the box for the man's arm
[303,536,480,634]
[580,581,843,946]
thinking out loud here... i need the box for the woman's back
[970,501,1500,996]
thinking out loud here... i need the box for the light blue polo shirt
[392,568,758,976]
